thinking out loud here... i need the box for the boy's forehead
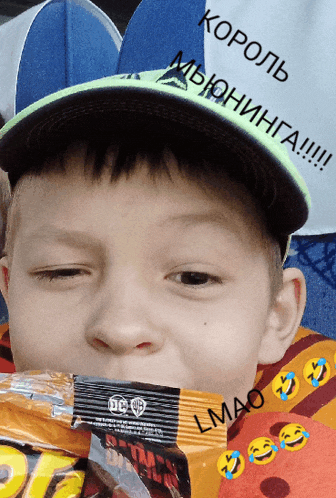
[11,144,268,253]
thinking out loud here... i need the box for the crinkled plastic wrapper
[0,372,226,497]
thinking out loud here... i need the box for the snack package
[0,371,90,498]
[0,372,227,497]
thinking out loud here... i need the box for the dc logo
[108,395,128,416]
[131,397,147,417]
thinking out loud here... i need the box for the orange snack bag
[0,372,226,497]
[0,371,89,498]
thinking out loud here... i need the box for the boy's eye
[34,268,88,282]
[167,271,222,286]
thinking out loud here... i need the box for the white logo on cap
[131,397,147,417]
[108,395,128,416]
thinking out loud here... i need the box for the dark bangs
[31,132,246,193]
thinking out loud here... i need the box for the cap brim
[0,69,310,259]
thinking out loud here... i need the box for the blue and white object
[0,0,122,123]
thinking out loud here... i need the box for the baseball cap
[0,61,310,261]
[117,0,335,237]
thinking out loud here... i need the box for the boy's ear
[258,267,306,365]
[0,256,9,304]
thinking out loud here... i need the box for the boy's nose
[85,277,165,356]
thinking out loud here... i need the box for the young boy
[0,66,335,494]
[0,63,308,409]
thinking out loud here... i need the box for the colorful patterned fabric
[0,323,14,373]
[220,326,336,496]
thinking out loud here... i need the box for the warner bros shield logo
[131,397,147,417]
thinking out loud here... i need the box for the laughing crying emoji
[217,450,245,479]
[248,437,278,465]
[272,371,299,401]
[279,424,310,452]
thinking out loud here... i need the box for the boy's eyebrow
[22,226,102,249]
[163,212,230,227]
[162,211,245,238]
[22,212,246,247]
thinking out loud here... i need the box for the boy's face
[4,148,278,411]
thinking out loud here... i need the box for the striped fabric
[239,326,336,430]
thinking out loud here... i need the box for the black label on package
[72,376,180,445]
